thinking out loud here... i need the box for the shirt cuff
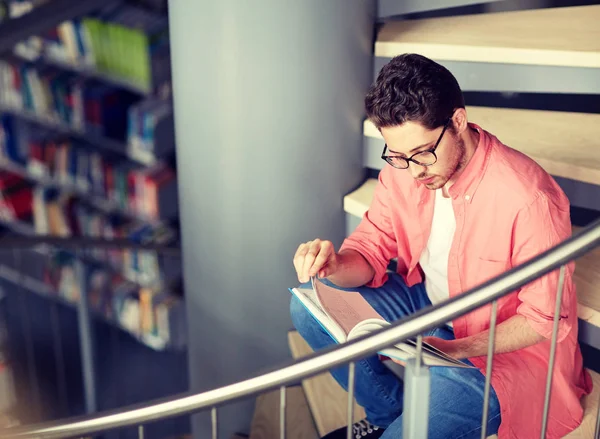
[517,301,571,343]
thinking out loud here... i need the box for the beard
[418,137,467,190]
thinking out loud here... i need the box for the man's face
[381,120,466,190]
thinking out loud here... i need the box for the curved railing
[2,218,600,439]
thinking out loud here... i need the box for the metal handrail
[3,218,600,439]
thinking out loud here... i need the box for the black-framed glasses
[381,119,451,170]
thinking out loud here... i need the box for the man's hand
[292,242,376,288]
[389,337,464,366]
[423,336,466,359]
[293,239,339,283]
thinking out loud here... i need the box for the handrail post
[75,256,97,413]
[403,336,430,438]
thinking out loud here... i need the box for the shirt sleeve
[339,170,398,288]
[513,192,575,342]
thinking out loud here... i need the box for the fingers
[301,239,322,283]
[293,239,334,283]
[293,243,308,276]
[311,241,333,277]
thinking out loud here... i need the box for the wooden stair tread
[563,369,600,438]
[363,107,600,186]
[344,180,600,328]
[375,5,600,68]
[287,331,366,437]
[249,386,317,439]
[574,238,600,329]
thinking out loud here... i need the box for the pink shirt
[340,123,593,439]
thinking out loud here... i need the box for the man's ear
[451,108,469,134]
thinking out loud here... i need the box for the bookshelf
[0,0,183,357]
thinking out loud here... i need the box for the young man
[290,54,592,439]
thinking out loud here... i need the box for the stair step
[377,0,501,19]
[287,331,366,437]
[343,180,600,331]
[363,108,600,186]
[375,5,600,68]
[572,228,600,332]
[289,329,600,438]
[249,386,317,439]
[565,369,600,438]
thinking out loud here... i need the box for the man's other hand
[293,239,339,283]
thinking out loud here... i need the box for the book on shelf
[0,114,177,221]
[0,166,176,290]
[40,252,185,350]
[0,59,139,143]
[127,96,174,164]
[289,277,473,368]
[0,63,175,163]
[0,172,32,223]
[12,2,171,93]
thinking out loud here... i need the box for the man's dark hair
[365,53,465,130]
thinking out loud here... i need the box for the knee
[290,296,317,336]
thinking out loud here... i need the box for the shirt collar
[447,122,491,203]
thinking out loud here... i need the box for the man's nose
[408,162,427,179]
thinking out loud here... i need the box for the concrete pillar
[168,1,375,437]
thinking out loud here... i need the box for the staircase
[249,3,600,439]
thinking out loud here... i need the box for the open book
[289,277,473,368]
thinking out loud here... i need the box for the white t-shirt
[419,189,456,312]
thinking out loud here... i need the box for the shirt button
[465,195,471,200]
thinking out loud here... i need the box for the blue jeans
[290,273,502,439]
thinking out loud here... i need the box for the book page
[294,286,326,314]
[289,286,347,342]
[312,278,386,336]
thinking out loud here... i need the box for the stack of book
[13,3,171,93]
[0,114,178,221]
[0,59,139,141]
[0,171,33,224]
[43,254,185,350]
[127,96,174,165]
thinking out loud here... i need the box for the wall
[168,1,376,437]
